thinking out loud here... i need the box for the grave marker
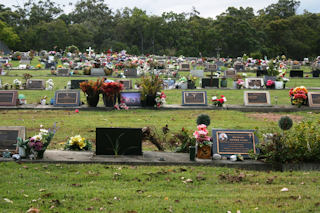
[71,80,87,89]
[0,91,18,106]
[245,78,264,89]
[224,69,237,78]
[54,90,80,107]
[182,91,207,106]
[201,78,219,88]
[244,91,271,106]
[120,92,141,106]
[117,80,132,90]
[180,63,191,71]
[212,129,259,157]
[190,69,204,78]
[290,70,304,78]
[26,79,45,90]
[57,68,70,76]
[308,92,320,107]
[0,126,25,152]
[124,68,138,77]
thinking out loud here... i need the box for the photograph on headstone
[120,92,141,106]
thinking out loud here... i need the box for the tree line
[0,0,319,59]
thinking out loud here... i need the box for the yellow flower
[78,141,86,149]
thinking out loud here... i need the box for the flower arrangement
[115,62,124,70]
[13,79,21,89]
[124,60,139,68]
[139,75,163,102]
[236,79,244,89]
[266,80,275,88]
[101,82,124,98]
[114,98,129,110]
[212,95,227,107]
[289,86,308,107]
[155,92,166,108]
[36,64,42,69]
[193,124,212,148]
[4,63,12,69]
[80,79,104,96]
[57,65,63,68]
[64,135,92,151]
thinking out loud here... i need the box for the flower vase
[196,145,212,159]
[275,81,283,89]
[189,146,196,161]
[36,150,45,159]
[103,94,116,107]
[233,81,237,89]
[86,94,100,107]
[18,147,26,158]
[145,94,156,107]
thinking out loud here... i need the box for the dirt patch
[247,113,304,122]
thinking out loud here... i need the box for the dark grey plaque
[54,90,80,107]
[0,126,25,152]
[244,91,271,106]
[0,91,18,106]
[290,70,303,78]
[202,78,219,88]
[26,79,45,90]
[182,91,207,106]
[180,63,190,71]
[117,80,132,90]
[91,68,105,76]
[71,80,87,89]
[212,129,259,157]
[234,64,245,71]
[57,68,70,76]
[224,69,236,78]
[308,92,320,107]
[124,68,137,77]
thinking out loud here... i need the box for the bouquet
[266,80,275,88]
[193,124,212,148]
[64,135,92,151]
[289,86,308,107]
[155,92,166,108]
[236,79,244,89]
[212,95,226,107]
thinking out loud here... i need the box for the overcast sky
[2,0,319,19]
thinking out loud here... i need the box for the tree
[0,20,20,48]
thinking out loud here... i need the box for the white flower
[222,97,227,102]
[211,96,217,101]
[242,73,247,76]
[155,97,161,103]
[161,98,166,103]
[40,129,49,135]
[34,134,42,141]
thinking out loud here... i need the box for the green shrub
[196,114,210,126]
[278,116,293,131]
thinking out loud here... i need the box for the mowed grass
[0,163,320,212]
[0,110,319,150]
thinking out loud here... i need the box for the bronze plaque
[117,80,132,90]
[182,91,207,106]
[0,126,25,152]
[180,63,190,71]
[26,79,45,90]
[245,78,264,89]
[244,91,271,106]
[57,68,70,76]
[308,92,320,107]
[224,69,236,78]
[54,90,80,107]
[0,91,18,106]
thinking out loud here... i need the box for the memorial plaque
[54,90,80,107]
[224,69,237,78]
[20,59,30,65]
[312,70,320,78]
[244,91,271,106]
[180,63,191,71]
[216,61,224,67]
[190,70,204,78]
[57,68,70,76]
[245,78,264,89]
[96,127,142,155]
[90,68,105,76]
[308,92,320,107]
[120,92,141,106]
[0,126,25,152]
[206,64,217,72]
[71,80,87,89]
[202,78,219,88]
[0,91,18,106]
[182,91,207,106]
[212,129,259,157]
[117,80,132,90]
[124,68,137,77]
[26,79,45,90]
[234,64,245,71]
[290,70,304,78]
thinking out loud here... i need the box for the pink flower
[75,109,79,113]
[197,124,207,131]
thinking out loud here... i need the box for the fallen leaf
[179,168,187,172]
[41,193,53,198]
[71,183,82,187]
[23,166,28,169]
[237,210,241,213]
[300,182,305,185]
[39,189,46,192]
[164,197,169,200]
[127,211,137,213]
[281,188,289,192]
[4,198,13,203]
[196,176,206,181]
[26,208,40,213]
[99,207,105,211]
[85,207,94,211]
[51,199,61,206]
[174,200,180,203]
[254,207,259,210]
[91,197,101,201]
[24,194,29,198]
[315,202,320,207]
[136,190,144,194]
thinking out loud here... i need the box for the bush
[278,116,293,131]
[196,114,210,126]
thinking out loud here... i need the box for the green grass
[0,163,320,212]
[0,110,319,150]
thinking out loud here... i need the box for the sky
[2,0,319,19]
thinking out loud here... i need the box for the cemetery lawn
[1,162,320,212]
[0,110,319,150]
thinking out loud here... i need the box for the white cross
[86,47,94,57]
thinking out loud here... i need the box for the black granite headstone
[71,80,87,89]
[201,78,219,88]
[312,70,320,78]
[290,70,304,78]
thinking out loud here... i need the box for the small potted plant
[289,86,308,107]
[139,75,163,107]
[193,124,212,159]
[101,81,124,107]
[80,79,104,107]
[64,135,92,151]
[233,74,243,89]
[187,75,197,89]
[266,80,275,89]
[23,73,32,88]
[13,79,21,89]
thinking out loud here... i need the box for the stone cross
[86,47,94,57]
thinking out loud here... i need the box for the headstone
[244,91,271,106]
[190,70,204,78]
[234,63,245,71]
[71,80,87,89]
[201,78,219,88]
[245,78,264,89]
[117,80,132,90]
[182,91,207,106]
[26,79,45,90]
[163,79,175,89]
[308,92,320,107]
[205,64,217,72]
[312,70,320,78]
[212,129,259,157]
[20,56,30,65]
[56,68,70,76]
[120,92,141,106]
[124,68,138,77]
[96,127,142,155]
[180,63,191,71]
[0,91,18,106]
[45,61,56,69]
[216,61,224,67]
[290,70,304,78]
[90,68,105,76]
[0,126,25,152]
[54,90,80,107]
[224,69,237,78]
[292,64,301,69]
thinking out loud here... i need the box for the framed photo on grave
[96,127,142,155]
[71,80,88,89]
[120,92,141,106]
[54,90,80,107]
[245,78,264,89]
[117,80,132,90]
[308,92,320,107]
[212,129,259,157]
[224,69,237,78]
[182,91,207,106]
[0,90,18,106]
[163,79,175,89]
[180,63,191,71]
[0,126,25,152]
[26,79,45,90]
[244,91,271,106]
[56,68,70,76]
